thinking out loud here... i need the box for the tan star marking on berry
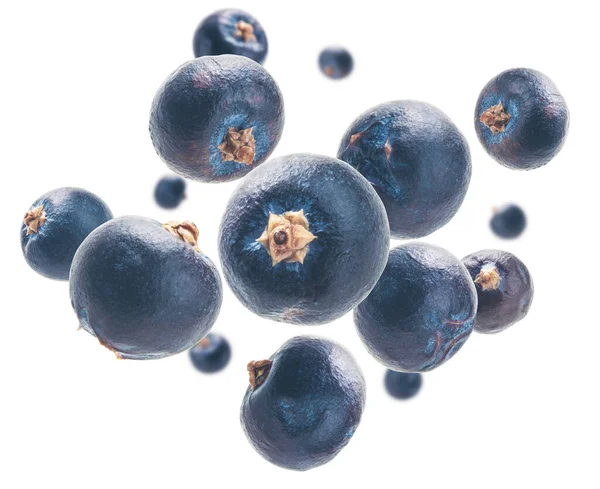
[256,210,317,266]
[233,20,257,42]
[218,127,256,166]
[24,205,47,235]
[480,102,511,134]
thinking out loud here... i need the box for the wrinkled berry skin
[384,370,422,400]
[70,216,222,359]
[20,187,112,281]
[154,175,186,209]
[189,333,231,373]
[241,336,366,471]
[219,153,390,325]
[475,68,569,170]
[462,249,534,334]
[355,242,477,372]
[338,101,471,239]
[491,204,526,239]
[149,55,284,183]
[193,9,268,65]
[318,47,353,79]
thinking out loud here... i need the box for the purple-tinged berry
[462,249,533,334]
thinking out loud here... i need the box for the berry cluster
[20,7,567,472]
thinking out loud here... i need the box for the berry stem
[256,210,316,266]
[247,359,272,390]
[163,221,202,252]
[480,102,511,134]
[24,205,47,235]
[474,265,501,291]
[218,127,256,166]
[233,20,256,42]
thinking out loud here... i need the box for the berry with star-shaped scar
[256,210,316,266]
[219,153,389,325]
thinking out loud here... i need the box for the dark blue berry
[241,336,366,471]
[475,68,569,170]
[490,204,526,239]
[318,47,353,79]
[70,217,222,359]
[154,175,186,209]
[338,100,471,239]
[384,370,422,400]
[462,249,534,334]
[189,333,231,373]
[20,187,112,281]
[193,9,268,65]
[150,55,284,182]
[219,153,390,325]
[355,242,477,372]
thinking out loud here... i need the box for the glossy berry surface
[189,333,231,373]
[355,242,477,372]
[193,9,268,65]
[150,55,284,183]
[490,204,526,239]
[20,187,112,281]
[70,216,222,359]
[318,47,353,79]
[338,100,471,239]
[219,153,390,325]
[241,336,366,471]
[462,249,534,334]
[154,175,186,209]
[475,68,569,170]
[384,370,422,400]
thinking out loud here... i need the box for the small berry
[154,175,186,209]
[193,9,268,65]
[318,47,353,79]
[189,333,231,373]
[384,370,423,400]
[490,204,526,239]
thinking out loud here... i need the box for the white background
[1,1,598,487]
